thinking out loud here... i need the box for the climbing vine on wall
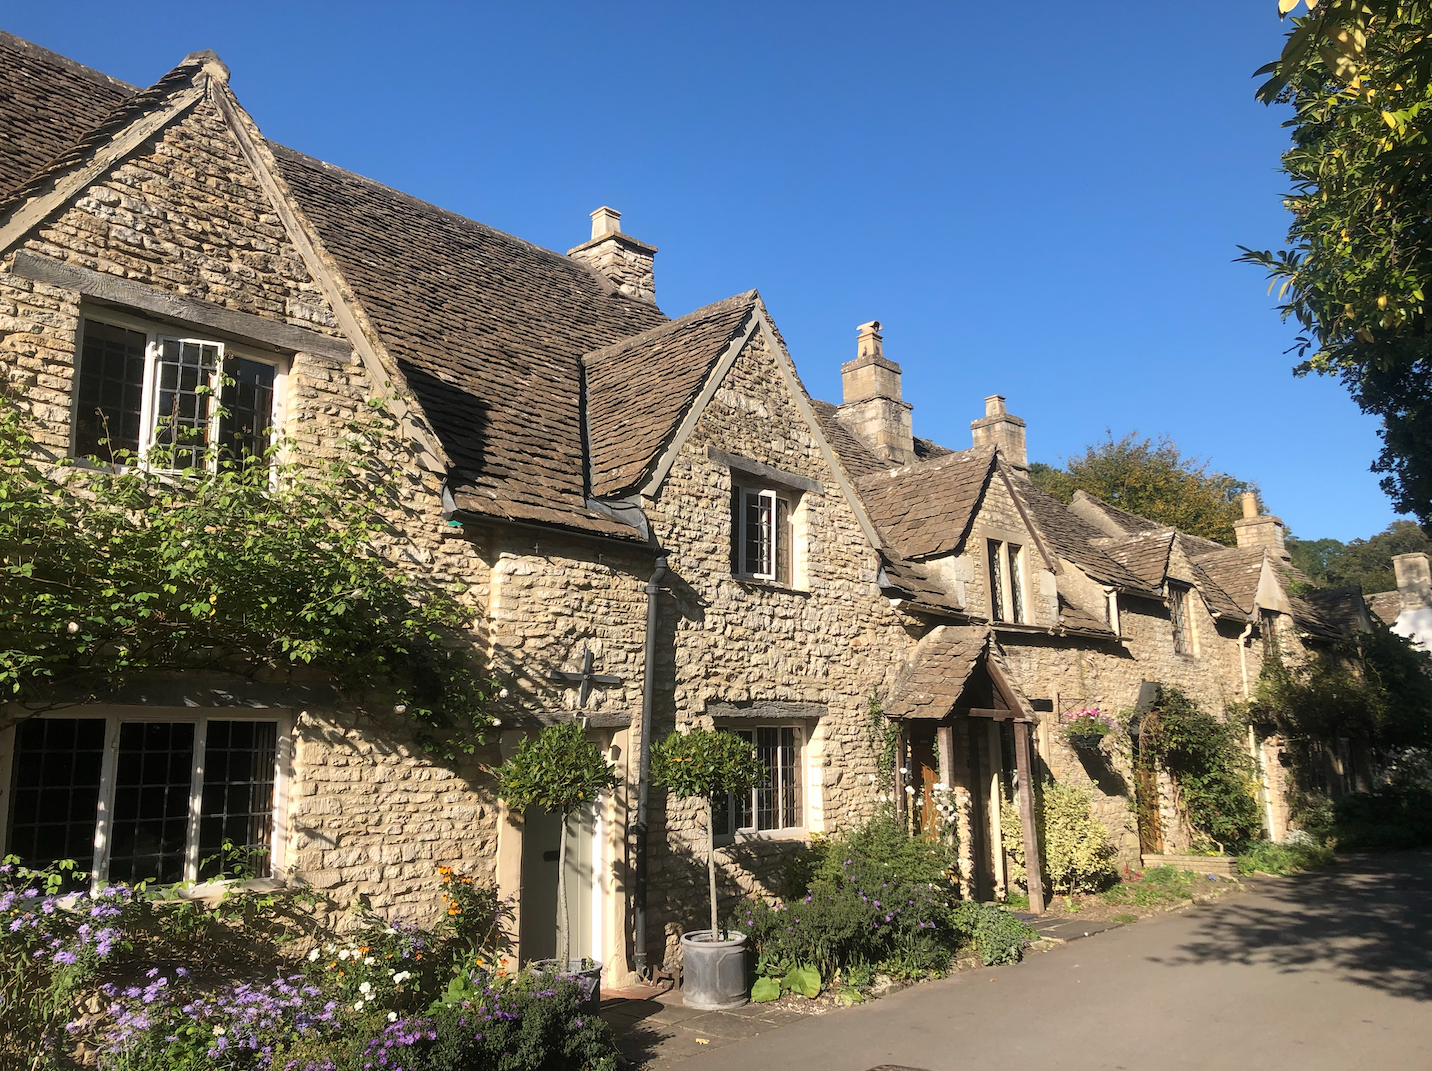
[1136,687,1262,853]
[0,389,496,756]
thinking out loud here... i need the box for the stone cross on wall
[548,647,622,708]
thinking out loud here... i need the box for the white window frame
[713,724,806,844]
[71,310,289,473]
[740,488,778,581]
[0,708,293,893]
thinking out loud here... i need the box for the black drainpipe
[632,555,668,979]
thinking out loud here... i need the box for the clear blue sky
[6,1,1397,542]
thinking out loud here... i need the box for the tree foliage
[1243,1,1432,525]
[0,391,495,755]
[1029,432,1255,544]
[1287,518,1432,591]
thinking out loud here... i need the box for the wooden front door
[908,727,940,836]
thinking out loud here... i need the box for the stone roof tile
[1013,483,1158,594]
[891,625,991,719]
[271,146,669,540]
[583,293,757,497]
[1095,529,1176,589]
[855,447,998,559]
[0,31,135,196]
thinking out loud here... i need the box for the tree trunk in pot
[707,797,719,938]
[557,811,570,966]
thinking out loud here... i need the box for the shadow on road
[1149,849,1432,1001]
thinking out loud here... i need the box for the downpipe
[632,555,668,980]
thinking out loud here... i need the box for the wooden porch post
[893,731,908,826]
[1012,719,1045,914]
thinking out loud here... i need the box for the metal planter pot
[680,930,749,1010]
[1068,732,1106,750]
[531,958,602,1013]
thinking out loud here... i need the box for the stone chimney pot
[1233,498,1288,559]
[970,395,1028,474]
[1241,491,1259,519]
[836,320,914,465]
[1393,552,1432,614]
[568,206,658,304]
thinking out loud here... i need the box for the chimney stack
[836,321,915,465]
[970,395,1028,474]
[1393,552,1432,615]
[568,206,658,303]
[1233,492,1289,559]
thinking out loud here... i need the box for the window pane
[987,540,1006,622]
[198,721,277,879]
[744,491,775,578]
[735,730,754,830]
[1007,544,1024,623]
[775,497,792,586]
[755,727,780,829]
[780,727,801,829]
[152,339,219,470]
[108,722,195,884]
[218,357,276,469]
[1171,588,1190,654]
[6,718,106,878]
[75,321,146,460]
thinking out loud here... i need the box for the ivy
[0,390,496,757]
[1136,688,1262,853]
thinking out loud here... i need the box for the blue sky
[6,1,1396,541]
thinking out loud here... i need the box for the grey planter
[680,930,749,1010]
[532,958,602,1013]
[1068,732,1106,750]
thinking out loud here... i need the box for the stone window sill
[731,578,812,597]
[714,826,807,850]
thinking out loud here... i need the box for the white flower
[905,785,916,794]
[213,1026,226,1036]
[394,703,407,714]
[359,981,372,995]
[364,956,375,966]
[498,687,509,699]
[388,1011,398,1022]
[491,717,502,726]
[393,971,411,984]
[933,782,948,791]
[899,767,909,776]
[66,621,79,634]
[354,1000,364,1011]
[338,949,350,960]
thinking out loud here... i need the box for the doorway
[518,802,597,965]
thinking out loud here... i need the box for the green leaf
[783,965,821,998]
[750,976,781,1002]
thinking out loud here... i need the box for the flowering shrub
[730,816,961,982]
[1,859,615,1071]
[999,781,1118,895]
[1,858,144,1064]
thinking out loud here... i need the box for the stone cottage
[0,32,1364,984]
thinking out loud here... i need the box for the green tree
[1242,1,1432,525]
[495,721,619,966]
[1287,519,1432,591]
[650,729,763,938]
[1029,432,1255,544]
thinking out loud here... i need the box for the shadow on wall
[1150,850,1432,1002]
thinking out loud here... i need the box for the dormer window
[732,484,793,585]
[73,314,286,471]
[987,538,1027,624]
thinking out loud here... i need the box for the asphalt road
[677,851,1432,1071]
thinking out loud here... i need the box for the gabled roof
[1303,585,1370,638]
[1190,546,1266,615]
[855,446,998,559]
[269,146,670,539]
[0,31,134,196]
[890,625,990,719]
[1095,528,1177,590]
[1069,490,1168,537]
[584,293,757,497]
[1057,593,1115,635]
[808,399,890,478]
[1013,483,1157,595]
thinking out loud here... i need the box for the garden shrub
[1237,835,1335,876]
[998,781,1117,895]
[950,902,1036,966]
[730,815,959,982]
[1101,865,1197,909]
[1327,746,1432,850]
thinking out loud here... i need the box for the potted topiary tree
[650,727,764,1009]
[496,719,618,1011]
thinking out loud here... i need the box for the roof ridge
[581,290,758,364]
[0,30,137,93]
[854,443,995,488]
[268,143,661,285]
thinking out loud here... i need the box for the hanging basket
[1067,732,1106,750]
